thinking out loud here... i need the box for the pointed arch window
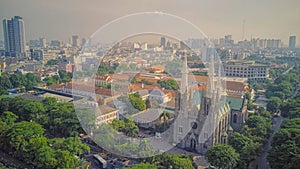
[233,114,238,123]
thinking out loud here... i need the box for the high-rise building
[72,35,80,47]
[289,36,296,49]
[39,37,46,48]
[160,37,166,47]
[81,38,86,47]
[3,16,26,57]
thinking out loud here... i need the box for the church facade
[172,54,232,154]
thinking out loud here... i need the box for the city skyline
[0,0,299,46]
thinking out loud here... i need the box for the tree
[124,120,139,138]
[23,101,45,120]
[0,121,45,152]
[247,101,257,110]
[22,136,48,162]
[281,118,300,129]
[25,73,40,90]
[281,96,300,118]
[43,76,57,86]
[268,128,300,169]
[124,163,157,169]
[55,150,79,169]
[159,111,170,131]
[243,115,272,143]
[256,108,272,121]
[0,75,12,89]
[97,64,114,75]
[61,137,90,155]
[158,79,178,90]
[158,154,194,169]
[0,111,18,125]
[129,93,146,111]
[228,132,259,168]
[58,70,72,83]
[111,119,125,131]
[205,144,239,169]
[33,145,57,169]
[245,92,251,100]
[267,97,282,113]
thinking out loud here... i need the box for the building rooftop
[132,109,162,124]
[226,96,244,110]
[97,105,118,115]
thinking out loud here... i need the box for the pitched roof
[226,81,248,93]
[226,96,244,110]
[97,105,118,115]
[65,82,118,96]
[48,84,64,90]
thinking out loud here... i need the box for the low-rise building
[96,105,119,125]
[224,60,269,82]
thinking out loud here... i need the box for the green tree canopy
[205,144,239,169]
[267,96,282,113]
[228,132,260,168]
[129,93,146,111]
[124,163,157,169]
[0,111,18,125]
[158,79,179,90]
[1,121,45,151]
[268,128,300,169]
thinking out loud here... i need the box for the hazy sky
[0,0,299,45]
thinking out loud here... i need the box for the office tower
[160,37,166,47]
[72,35,80,47]
[81,38,86,46]
[39,37,46,48]
[51,40,63,48]
[3,16,26,57]
[289,36,296,49]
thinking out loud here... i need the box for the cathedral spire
[180,53,189,95]
[180,53,189,117]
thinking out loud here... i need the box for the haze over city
[1,0,300,45]
[1,1,300,169]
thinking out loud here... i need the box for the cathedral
[172,54,232,154]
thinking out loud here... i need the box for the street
[255,116,283,169]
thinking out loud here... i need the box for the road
[255,72,300,169]
[255,116,283,169]
[282,65,294,75]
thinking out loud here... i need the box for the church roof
[226,96,244,110]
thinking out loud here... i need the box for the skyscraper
[289,36,296,49]
[160,37,166,47]
[72,35,80,47]
[3,16,26,57]
[39,37,46,48]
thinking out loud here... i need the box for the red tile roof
[65,82,118,96]
[226,81,249,93]
[48,84,64,90]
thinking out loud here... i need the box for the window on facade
[233,114,238,123]
[179,127,183,133]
